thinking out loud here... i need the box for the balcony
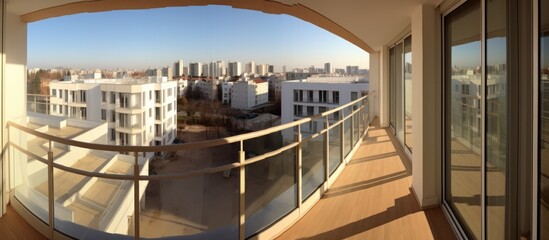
[3,96,454,239]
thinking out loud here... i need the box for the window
[155,107,161,120]
[319,106,327,113]
[52,89,57,97]
[102,91,106,102]
[351,91,358,101]
[59,90,63,98]
[101,109,106,120]
[110,128,116,141]
[110,92,116,104]
[308,90,314,102]
[294,105,303,117]
[80,90,86,102]
[111,110,115,123]
[168,103,173,112]
[307,106,314,116]
[319,90,327,103]
[332,91,339,103]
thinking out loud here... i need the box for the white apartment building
[189,62,202,77]
[209,61,226,78]
[221,81,234,104]
[231,76,269,110]
[228,61,242,77]
[281,77,369,133]
[245,61,256,74]
[49,77,178,148]
[202,64,209,77]
[324,63,332,74]
[174,60,184,77]
[177,79,189,97]
[256,64,268,76]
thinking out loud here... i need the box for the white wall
[2,8,27,215]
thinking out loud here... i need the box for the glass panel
[11,128,50,224]
[540,0,549,238]
[486,0,507,238]
[344,116,352,158]
[51,147,136,238]
[245,147,296,238]
[329,116,342,175]
[389,47,397,130]
[444,0,482,239]
[301,134,325,200]
[404,36,413,151]
[140,174,238,239]
[395,42,405,142]
[245,129,292,160]
[353,112,359,146]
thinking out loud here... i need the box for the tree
[29,74,41,94]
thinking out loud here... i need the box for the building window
[102,91,106,102]
[308,90,314,102]
[307,106,314,116]
[101,109,106,120]
[52,89,57,97]
[319,106,327,114]
[111,110,115,123]
[332,91,339,103]
[351,91,358,101]
[319,90,327,103]
[110,128,116,141]
[294,105,303,117]
[110,92,116,104]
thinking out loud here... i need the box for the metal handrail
[9,95,367,153]
[8,95,369,240]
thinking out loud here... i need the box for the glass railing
[27,94,51,114]
[7,95,370,240]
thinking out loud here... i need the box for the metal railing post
[133,152,140,240]
[340,111,345,162]
[324,116,330,181]
[239,141,246,240]
[350,109,355,148]
[47,140,55,239]
[296,125,302,207]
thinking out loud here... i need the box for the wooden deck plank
[277,122,456,240]
[0,206,46,240]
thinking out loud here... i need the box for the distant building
[162,67,173,80]
[209,61,226,78]
[221,81,234,104]
[228,61,242,77]
[189,62,202,77]
[268,75,285,102]
[49,77,177,148]
[286,72,312,80]
[231,77,269,110]
[268,65,274,74]
[346,65,359,75]
[324,63,332,74]
[202,64,209,77]
[246,61,256,74]
[174,60,184,77]
[145,68,162,78]
[256,64,268,76]
[281,76,368,135]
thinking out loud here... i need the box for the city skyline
[27,6,370,71]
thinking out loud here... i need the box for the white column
[378,47,390,127]
[2,7,28,215]
[411,4,441,208]
[369,51,380,122]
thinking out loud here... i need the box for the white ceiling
[7,0,443,51]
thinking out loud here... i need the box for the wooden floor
[277,122,456,240]
[0,206,45,240]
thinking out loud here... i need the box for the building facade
[49,77,177,147]
[231,77,269,110]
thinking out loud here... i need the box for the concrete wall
[2,6,27,215]
[411,4,441,208]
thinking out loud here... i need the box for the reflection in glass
[404,36,413,151]
[486,0,507,238]
[395,42,405,141]
[301,135,325,200]
[389,48,397,130]
[540,0,549,238]
[245,147,296,238]
[329,122,342,175]
[444,0,482,239]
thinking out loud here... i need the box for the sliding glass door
[539,0,549,238]
[389,36,412,152]
[444,1,482,238]
[444,0,512,239]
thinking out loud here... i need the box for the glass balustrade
[7,95,369,240]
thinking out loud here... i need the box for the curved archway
[21,0,374,52]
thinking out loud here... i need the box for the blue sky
[28,5,370,71]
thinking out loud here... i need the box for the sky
[28,5,370,72]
